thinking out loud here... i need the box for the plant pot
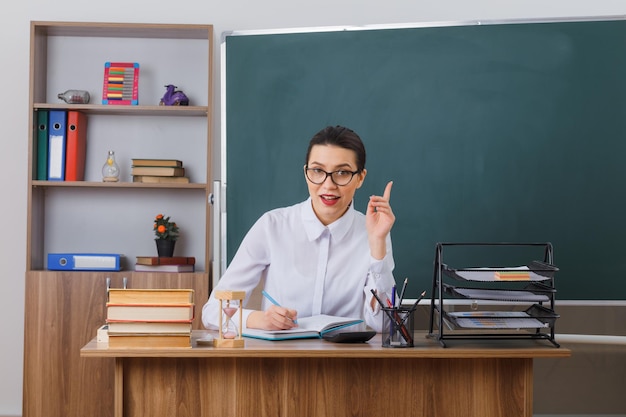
[156,239,176,257]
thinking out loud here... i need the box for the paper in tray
[446,308,555,329]
[449,287,550,302]
[448,260,559,282]
[449,266,553,282]
[452,316,549,329]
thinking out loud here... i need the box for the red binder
[65,111,87,181]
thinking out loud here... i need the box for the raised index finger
[382,181,393,201]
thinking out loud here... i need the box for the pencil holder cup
[382,307,414,348]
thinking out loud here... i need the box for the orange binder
[65,111,88,181]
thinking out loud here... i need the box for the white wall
[2,1,626,415]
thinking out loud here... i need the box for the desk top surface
[81,330,571,359]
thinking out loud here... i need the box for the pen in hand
[261,290,298,324]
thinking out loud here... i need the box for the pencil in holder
[382,307,414,348]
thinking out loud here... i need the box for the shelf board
[33,103,208,117]
[27,269,209,274]
[33,21,212,40]
[32,180,208,189]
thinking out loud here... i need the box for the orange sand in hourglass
[222,302,238,339]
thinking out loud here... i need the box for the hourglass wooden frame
[213,290,245,348]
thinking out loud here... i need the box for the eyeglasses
[305,166,360,186]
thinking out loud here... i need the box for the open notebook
[242,314,363,341]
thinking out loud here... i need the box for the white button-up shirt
[202,198,396,332]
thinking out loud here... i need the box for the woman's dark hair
[305,125,366,172]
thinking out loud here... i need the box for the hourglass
[213,290,245,348]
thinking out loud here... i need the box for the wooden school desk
[80,330,570,417]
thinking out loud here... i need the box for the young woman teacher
[202,125,396,332]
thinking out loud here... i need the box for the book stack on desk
[134,256,196,272]
[131,158,190,184]
[106,288,194,348]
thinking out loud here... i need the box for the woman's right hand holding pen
[247,306,298,330]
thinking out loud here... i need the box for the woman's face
[305,144,366,225]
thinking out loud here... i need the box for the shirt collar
[301,197,355,242]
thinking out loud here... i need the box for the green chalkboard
[225,19,626,300]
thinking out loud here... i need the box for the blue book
[47,110,67,181]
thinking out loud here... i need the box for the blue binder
[47,110,67,181]
[47,253,122,271]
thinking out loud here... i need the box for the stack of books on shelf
[131,158,189,184]
[134,256,196,272]
[106,288,194,348]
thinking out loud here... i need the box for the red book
[65,111,87,181]
[135,256,195,266]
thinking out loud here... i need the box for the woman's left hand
[366,181,395,259]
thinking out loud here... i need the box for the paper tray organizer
[427,242,561,347]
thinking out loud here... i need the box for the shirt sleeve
[201,214,271,330]
[362,234,396,332]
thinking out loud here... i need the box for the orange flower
[153,214,179,241]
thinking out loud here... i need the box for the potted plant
[154,214,179,257]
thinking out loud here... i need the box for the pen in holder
[382,307,414,348]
